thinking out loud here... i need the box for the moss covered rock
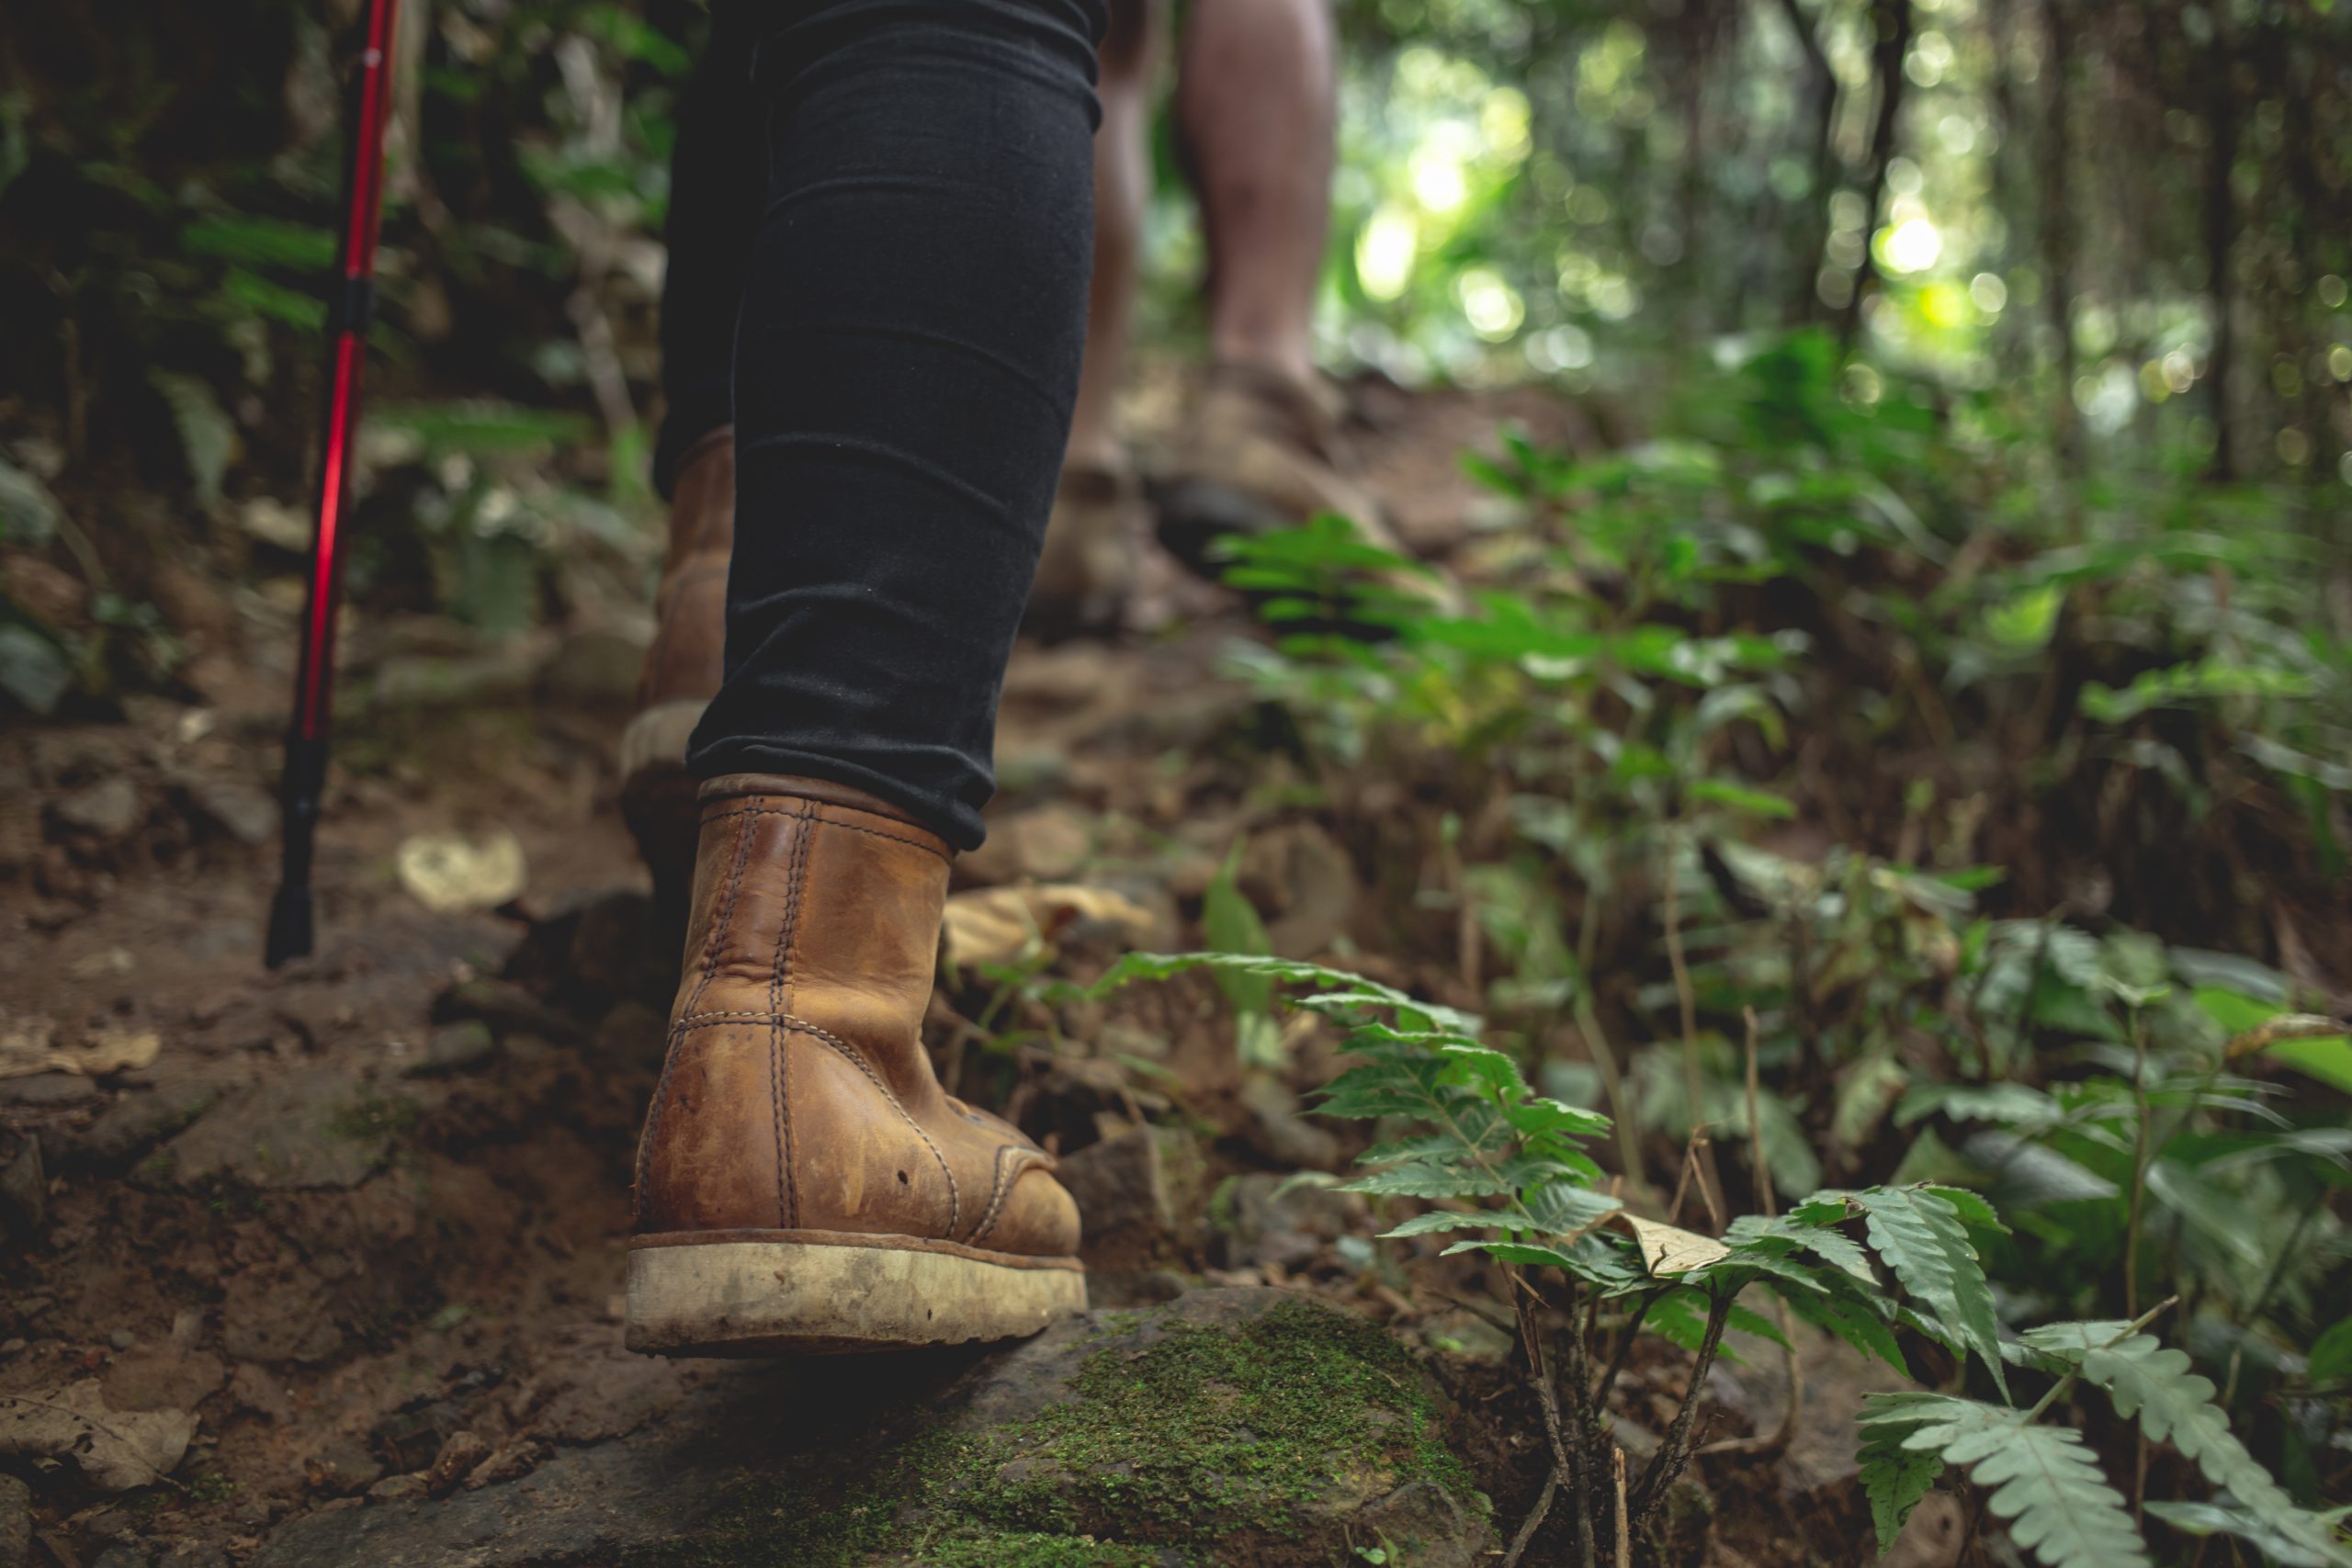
[256,1289,1492,1568]
[655,1289,1491,1567]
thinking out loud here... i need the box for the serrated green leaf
[2069,1333,2350,1565]
[1845,1186,2007,1395]
[1859,1399,1945,1552]
[1860,1393,2150,1568]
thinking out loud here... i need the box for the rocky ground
[1,386,1956,1567]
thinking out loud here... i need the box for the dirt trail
[0,386,1910,1567]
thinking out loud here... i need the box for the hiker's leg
[687,0,1106,849]
[1178,0,1335,385]
[650,4,762,497]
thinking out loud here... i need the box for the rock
[0,1379,196,1491]
[255,1290,1493,1567]
[79,1063,232,1170]
[434,978,579,1044]
[0,1073,96,1106]
[371,1402,465,1475]
[159,1068,410,1190]
[425,1432,491,1495]
[1238,1075,1343,1171]
[103,1346,226,1413]
[1056,1125,1204,1257]
[90,1548,149,1568]
[402,1021,496,1077]
[461,1443,540,1492]
[177,774,276,847]
[1712,1319,1913,1505]
[1211,1172,1370,1272]
[0,1473,28,1568]
[367,1474,427,1503]
[53,778,143,842]
[305,1437,385,1495]
[1880,1489,1966,1568]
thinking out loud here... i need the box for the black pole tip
[265,882,314,968]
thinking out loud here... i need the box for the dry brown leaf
[1607,1213,1730,1276]
[941,884,1159,969]
[0,1014,161,1081]
[0,1380,197,1491]
[396,829,527,914]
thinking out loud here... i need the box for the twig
[2124,1008,2149,1320]
[1628,1292,1734,1529]
[1699,1010,1802,1458]
[1574,990,1651,1195]
[1656,827,1731,1222]
[1612,1445,1632,1568]
[1504,1271,1591,1568]
[1592,1292,1657,1416]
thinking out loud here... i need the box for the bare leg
[1066,0,1164,471]
[1176,0,1336,385]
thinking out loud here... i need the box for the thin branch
[1503,1271,1592,1568]
[1628,1291,1734,1528]
[1612,1444,1632,1568]
[1698,1010,1802,1458]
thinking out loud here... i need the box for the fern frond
[2027,1325,2352,1567]
[1860,1393,2150,1568]
[1845,1186,2007,1394]
[1858,1397,1945,1552]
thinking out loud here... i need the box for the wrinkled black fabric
[663,0,1104,849]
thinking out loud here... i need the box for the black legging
[657,0,1104,851]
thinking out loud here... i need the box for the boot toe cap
[986,1164,1081,1259]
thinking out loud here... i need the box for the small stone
[366,1473,426,1503]
[0,1340,25,1358]
[1210,1171,1369,1272]
[53,778,142,841]
[169,1310,204,1348]
[370,1403,462,1475]
[90,1549,149,1568]
[1237,1075,1342,1171]
[401,1021,496,1077]
[424,1430,490,1495]
[303,1437,384,1495]
[460,1441,538,1491]
[108,1329,136,1352]
[102,1346,225,1413]
[178,775,276,847]
[0,1073,96,1107]
[0,1473,29,1568]
[1056,1125,1205,1254]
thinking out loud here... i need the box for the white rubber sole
[625,1232,1088,1357]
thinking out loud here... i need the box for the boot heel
[625,1232,1088,1357]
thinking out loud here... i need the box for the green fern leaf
[1860,1393,2150,1568]
[1846,1186,2007,1394]
[1773,1272,1905,1374]
[1858,1398,1945,1552]
[2030,1326,2352,1567]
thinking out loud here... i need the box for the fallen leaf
[1607,1213,1730,1276]
[0,1015,161,1081]
[0,1380,198,1491]
[396,829,527,913]
[941,885,1160,969]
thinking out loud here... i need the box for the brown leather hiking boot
[620,426,733,913]
[1155,362,1404,575]
[626,773,1087,1355]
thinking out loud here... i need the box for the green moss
[325,1089,421,1144]
[631,1299,1471,1568]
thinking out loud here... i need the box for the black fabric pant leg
[684,0,1105,851]
[650,4,763,498]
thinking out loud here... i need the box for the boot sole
[624,1230,1088,1357]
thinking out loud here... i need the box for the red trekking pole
[266,0,402,966]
